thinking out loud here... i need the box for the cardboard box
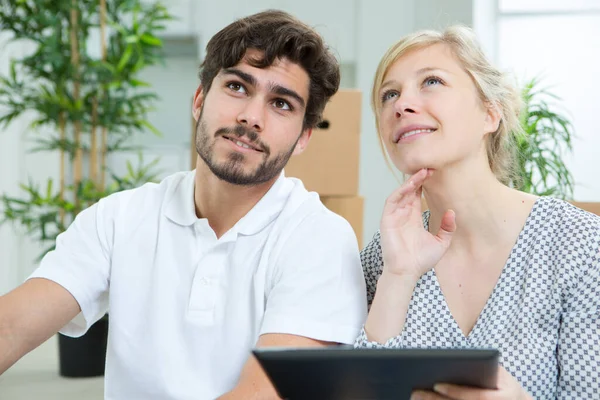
[423,199,600,216]
[285,90,362,196]
[571,201,600,216]
[321,195,364,248]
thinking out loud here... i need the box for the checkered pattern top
[355,197,600,399]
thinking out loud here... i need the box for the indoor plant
[512,77,575,199]
[0,0,172,377]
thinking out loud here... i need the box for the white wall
[0,0,480,294]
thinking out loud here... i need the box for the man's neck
[193,162,278,239]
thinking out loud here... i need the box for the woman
[355,25,600,400]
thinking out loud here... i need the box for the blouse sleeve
[353,326,406,348]
[354,231,406,349]
[556,252,600,398]
[360,231,384,308]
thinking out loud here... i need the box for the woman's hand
[410,366,533,400]
[379,168,456,280]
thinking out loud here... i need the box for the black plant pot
[58,316,109,378]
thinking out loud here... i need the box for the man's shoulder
[267,177,358,253]
[278,177,354,233]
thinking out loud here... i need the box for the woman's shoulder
[536,197,600,242]
[532,197,600,278]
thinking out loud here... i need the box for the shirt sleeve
[259,210,368,345]
[27,196,116,337]
[557,253,600,398]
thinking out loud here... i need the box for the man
[0,10,367,400]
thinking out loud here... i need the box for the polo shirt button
[199,277,209,285]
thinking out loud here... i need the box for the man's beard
[194,115,301,186]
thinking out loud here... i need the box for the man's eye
[227,82,246,93]
[274,99,291,110]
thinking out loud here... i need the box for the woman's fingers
[386,169,429,208]
[435,209,456,248]
[410,391,450,400]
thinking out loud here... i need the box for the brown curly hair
[199,10,341,130]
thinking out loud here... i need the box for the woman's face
[377,43,499,175]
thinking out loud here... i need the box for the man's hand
[217,333,334,400]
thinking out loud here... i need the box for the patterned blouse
[354,197,600,399]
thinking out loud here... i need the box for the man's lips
[221,135,263,152]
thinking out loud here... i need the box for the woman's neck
[422,164,538,254]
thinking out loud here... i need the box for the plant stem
[100,0,108,191]
[70,0,82,200]
[59,112,65,225]
[91,99,98,183]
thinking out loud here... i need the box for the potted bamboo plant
[513,77,575,199]
[0,0,173,377]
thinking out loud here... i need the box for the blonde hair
[372,25,524,185]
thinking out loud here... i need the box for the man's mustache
[215,125,269,154]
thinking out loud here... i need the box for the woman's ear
[484,102,502,135]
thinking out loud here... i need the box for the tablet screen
[254,347,499,400]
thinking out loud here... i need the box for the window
[499,0,600,13]
[497,4,600,200]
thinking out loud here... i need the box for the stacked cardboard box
[284,90,364,247]
[423,200,600,217]
[571,202,600,216]
[190,90,365,247]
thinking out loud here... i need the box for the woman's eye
[382,90,398,103]
[424,77,442,86]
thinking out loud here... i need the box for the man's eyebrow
[221,67,306,109]
[269,83,305,109]
[221,68,257,86]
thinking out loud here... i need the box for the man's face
[193,49,312,186]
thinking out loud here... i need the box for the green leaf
[125,35,139,44]
[130,79,151,87]
[140,33,162,46]
[139,119,162,136]
[117,45,134,72]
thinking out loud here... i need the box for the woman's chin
[395,162,434,177]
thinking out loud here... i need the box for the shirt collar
[165,171,197,227]
[165,171,293,236]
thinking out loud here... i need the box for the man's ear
[292,128,313,155]
[483,102,502,136]
[192,86,204,122]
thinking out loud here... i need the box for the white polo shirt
[29,170,367,400]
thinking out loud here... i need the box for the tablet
[253,346,499,400]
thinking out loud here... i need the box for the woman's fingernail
[410,393,423,400]
[434,384,447,394]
